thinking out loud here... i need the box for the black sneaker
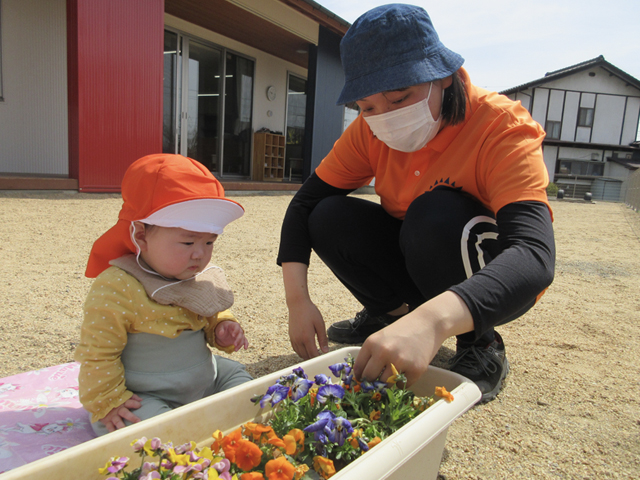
[448,332,510,403]
[327,308,404,344]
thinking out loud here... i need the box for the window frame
[556,159,604,177]
[577,107,594,127]
[545,120,561,139]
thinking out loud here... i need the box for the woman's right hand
[282,262,329,359]
[288,297,329,359]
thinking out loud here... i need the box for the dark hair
[347,71,468,125]
[441,71,468,126]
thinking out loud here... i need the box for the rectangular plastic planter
[1,347,480,480]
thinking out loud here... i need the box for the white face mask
[363,83,441,152]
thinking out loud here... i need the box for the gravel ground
[1,191,639,479]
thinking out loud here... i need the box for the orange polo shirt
[315,68,551,220]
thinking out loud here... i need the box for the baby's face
[141,226,218,279]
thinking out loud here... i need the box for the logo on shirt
[427,177,462,192]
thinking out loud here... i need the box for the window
[343,104,359,132]
[557,160,603,177]
[545,120,561,139]
[578,107,594,127]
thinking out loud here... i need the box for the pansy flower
[98,457,129,475]
[130,437,147,453]
[292,367,307,379]
[314,374,331,385]
[235,439,263,471]
[290,377,314,402]
[328,362,346,378]
[327,416,353,446]
[313,456,336,479]
[435,386,455,402]
[241,473,265,480]
[303,411,336,444]
[260,384,290,408]
[265,456,296,480]
[277,374,296,386]
[284,428,305,455]
[139,472,161,480]
[316,384,344,405]
[212,457,231,474]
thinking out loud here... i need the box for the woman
[277,4,555,402]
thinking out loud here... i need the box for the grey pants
[91,329,252,436]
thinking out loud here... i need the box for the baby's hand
[215,321,249,352]
[99,394,143,432]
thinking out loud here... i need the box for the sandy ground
[1,191,639,479]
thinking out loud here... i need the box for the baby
[75,154,252,436]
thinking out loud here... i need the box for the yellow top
[74,266,238,422]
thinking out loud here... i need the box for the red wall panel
[67,0,164,192]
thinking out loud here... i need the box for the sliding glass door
[285,73,306,182]
[163,30,254,178]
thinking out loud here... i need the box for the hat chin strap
[129,221,220,296]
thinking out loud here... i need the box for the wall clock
[266,86,276,101]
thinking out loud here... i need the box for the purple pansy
[291,377,314,402]
[106,457,129,473]
[292,367,308,379]
[260,384,290,408]
[327,416,353,446]
[304,411,336,444]
[314,374,331,385]
[328,362,347,378]
[316,384,345,404]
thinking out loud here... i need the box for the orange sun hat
[85,154,244,278]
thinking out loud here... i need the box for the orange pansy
[211,429,224,453]
[221,427,243,462]
[369,410,381,421]
[285,428,305,455]
[241,473,265,480]
[268,436,286,448]
[435,386,454,402]
[265,456,295,480]
[313,456,336,479]
[367,436,382,449]
[235,439,263,471]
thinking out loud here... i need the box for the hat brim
[139,198,244,235]
[336,47,464,105]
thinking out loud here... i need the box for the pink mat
[0,362,95,473]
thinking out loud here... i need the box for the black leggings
[308,188,503,346]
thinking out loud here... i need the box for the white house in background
[501,56,640,201]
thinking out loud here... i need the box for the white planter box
[1,347,480,480]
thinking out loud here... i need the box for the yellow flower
[197,447,215,462]
[369,410,381,421]
[166,447,189,466]
[385,363,400,385]
[294,464,310,480]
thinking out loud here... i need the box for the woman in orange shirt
[277,4,555,403]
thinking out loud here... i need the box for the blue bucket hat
[336,4,464,105]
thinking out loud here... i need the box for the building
[501,56,640,201]
[0,0,352,192]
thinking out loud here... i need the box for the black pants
[308,188,503,347]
